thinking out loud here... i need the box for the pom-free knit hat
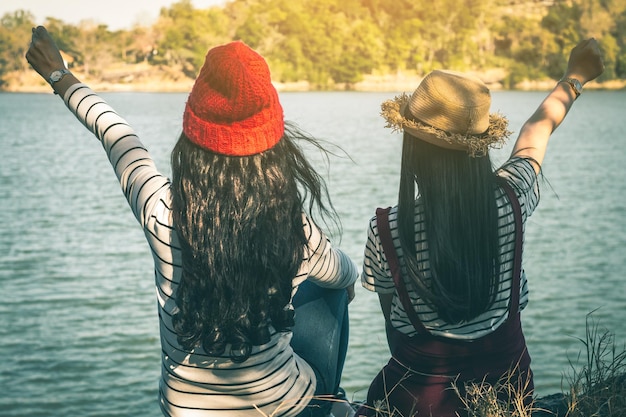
[183,41,284,156]
[380,70,511,157]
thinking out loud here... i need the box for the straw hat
[381,70,511,157]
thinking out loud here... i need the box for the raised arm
[26,26,169,228]
[511,38,605,174]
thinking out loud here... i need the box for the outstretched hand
[25,26,66,83]
[564,38,605,85]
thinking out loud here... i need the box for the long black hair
[170,122,337,362]
[397,134,501,324]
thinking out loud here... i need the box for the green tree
[153,0,230,77]
[329,19,383,85]
[614,8,626,77]
[125,26,160,63]
[0,10,36,74]
[492,15,551,88]
[3,0,625,91]
[541,2,582,79]
[576,0,626,80]
[70,22,117,76]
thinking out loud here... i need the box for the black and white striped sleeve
[63,83,170,227]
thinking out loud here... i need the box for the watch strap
[559,77,582,98]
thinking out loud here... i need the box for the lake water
[1,89,625,416]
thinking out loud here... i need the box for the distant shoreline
[4,68,625,94]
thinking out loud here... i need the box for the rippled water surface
[1,90,625,416]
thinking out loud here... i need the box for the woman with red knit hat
[26,26,357,417]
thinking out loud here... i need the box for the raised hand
[564,38,605,85]
[25,26,67,84]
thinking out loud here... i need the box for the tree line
[1,0,625,89]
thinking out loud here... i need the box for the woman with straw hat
[26,26,358,417]
[357,39,604,416]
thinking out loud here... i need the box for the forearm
[511,81,577,172]
[52,72,81,97]
[309,247,358,289]
[311,248,358,288]
[509,38,604,174]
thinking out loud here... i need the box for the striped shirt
[62,84,358,417]
[361,157,539,339]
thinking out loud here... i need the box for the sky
[1,0,227,31]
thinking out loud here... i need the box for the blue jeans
[291,280,349,417]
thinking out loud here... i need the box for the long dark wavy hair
[397,135,501,324]
[170,122,337,362]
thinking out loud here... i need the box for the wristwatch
[559,77,583,98]
[48,68,71,86]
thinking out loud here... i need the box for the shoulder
[368,205,399,235]
[496,157,540,217]
[497,157,537,187]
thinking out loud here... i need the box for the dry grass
[455,313,626,417]
[352,371,415,417]
[252,393,349,417]
[563,313,626,417]
[253,314,626,417]
[455,367,538,417]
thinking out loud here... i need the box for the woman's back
[362,157,539,339]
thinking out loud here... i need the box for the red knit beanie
[183,41,284,156]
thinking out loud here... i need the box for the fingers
[584,38,601,55]
[566,37,605,83]
[574,38,599,55]
[30,26,48,46]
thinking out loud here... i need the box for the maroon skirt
[357,314,533,417]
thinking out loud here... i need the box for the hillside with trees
[1,0,625,91]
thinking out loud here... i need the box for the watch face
[51,71,64,82]
[573,79,582,91]
[49,69,68,84]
